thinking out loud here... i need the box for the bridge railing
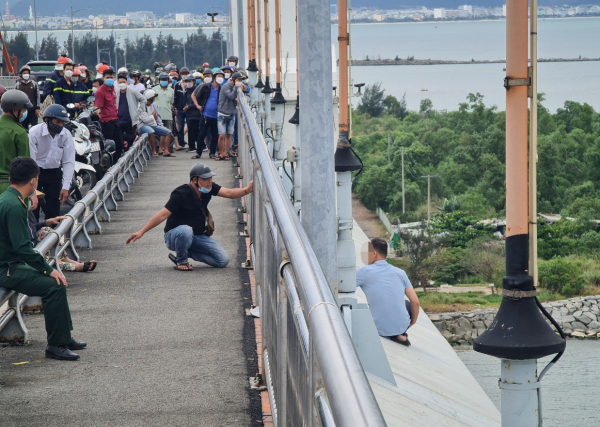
[0,135,151,343]
[237,93,386,427]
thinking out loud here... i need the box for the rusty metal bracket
[502,289,537,300]
[504,67,533,98]
[241,259,253,269]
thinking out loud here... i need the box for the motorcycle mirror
[87,96,95,103]
[66,103,75,109]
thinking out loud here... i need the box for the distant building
[175,13,192,25]
[92,17,104,28]
[373,13,384,21]
[433,8,446,19]
[502,4,507,17]
[459,5,473,15]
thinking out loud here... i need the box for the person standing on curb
[94,67,126,162]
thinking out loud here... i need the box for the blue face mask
[104,79,115,87]
[195,79,202,85]
[199,186,211,194]
[19,110,28,123]
[160,80,168,87]
[171,79,177,85]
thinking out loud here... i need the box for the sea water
[458,340,600,427]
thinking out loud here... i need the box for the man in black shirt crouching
[126,163,253,271]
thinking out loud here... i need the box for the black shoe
[186,148,196,152]
[45,345,80,360]
[66,338,87,350]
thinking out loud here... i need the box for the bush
[538,257,585,297]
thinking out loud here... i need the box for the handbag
[201,205,215,236]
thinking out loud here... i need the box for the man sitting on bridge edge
[0,157,86,360]
[126,163,253,271]
[358,238,420,347]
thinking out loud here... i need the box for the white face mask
[228,62,236,66]
[204,77,212,84]
[92,87,98,93]
[224,73,231,79]
[118,83,127,91]
[186,82,194,88]
[64,70,74,78]
[216,77,224,84]
[22,73,30,80]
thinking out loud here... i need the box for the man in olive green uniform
[0,157,86,360]
[0,91,33,196]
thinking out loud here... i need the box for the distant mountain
[7,0,598,18]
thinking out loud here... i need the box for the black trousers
[187,119,200,152]
[100,120,125,162]
[37,167,63,220]
[196,116,219,156]
[119,120,137,151]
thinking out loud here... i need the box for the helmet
[202,68,213,76]
[72,67,81,77]
[78,65,88,72]
[158,72,169,80]
[144,89,157,100]
[56,54,71,71]
[213,69,225,77]
[42,104,71,123]
[221,65,233,71]
[179,67,190,74]
[144,69,151,74]
[169,71,179,77]
[164,63,177,72]
[19,65,31,74]
[212,67,220,74]
[226,55,238,62]
[202,62,210,68]
[192,71,202,78]
[97,63,109,74]
[130,70,142,78]
[190,163,216,179]
[230,72,244,80]
[182,74,194,82]
[117,67,128,74]
[238,69,248,79]
[1,90,33,110]
[102,66,115,76]
[0,85,6,97]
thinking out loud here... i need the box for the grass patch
[419,289,565,313]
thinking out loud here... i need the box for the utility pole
[473,0,565,425]
[70,7,88,63]
[421,175,437,223]
[33,0,39,60]
[401,149,408,214]
[387,135,392,164]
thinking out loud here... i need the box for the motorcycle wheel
[66,169,98,207]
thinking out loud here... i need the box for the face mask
[236,81,244,87]
[228,62,236,66]
[118,83,127,91]
[70,76,79,83]
[204,77,212,84]
[92,86,98,93]
[28,178,38,199]
[171,80,177,85]
[199,186,211,194]
[19,110,28,123]
[224,73,231,79]
[216,77,224,85]
[195,79,202,85]
[105,79,115,87]
[22,74,30,80]
[186,82,194,88]
[47,120,64,135]
[160,80,168,87]
[64,70,74,78]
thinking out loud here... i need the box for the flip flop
[162,153,176,157]
[168,253,178,266]
[191,154,202,159]
[174,262,193,271]
[82,260,97,272]
[151,153,159,157]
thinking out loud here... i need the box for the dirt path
[352,194,389,239]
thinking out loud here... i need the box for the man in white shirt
[128,70,146,92]
[357,237,421,347]
[29,104,75,220]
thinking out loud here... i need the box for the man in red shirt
[93,67,125,161]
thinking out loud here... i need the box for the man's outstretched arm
[217,180,254,199]
[405,287,420,327]
[126,208,172,244]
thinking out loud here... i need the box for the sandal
[151,153,159,157]
[191,154,202,159]
[162,153,176,157]
[82,260,97,272]
[174,262,193,271]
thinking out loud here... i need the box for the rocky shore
[352,57,600,66]
[430,295,600,345]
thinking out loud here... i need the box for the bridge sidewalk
[0,154,258,426]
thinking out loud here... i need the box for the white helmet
[117,67,128,75]
[144,89,157,100]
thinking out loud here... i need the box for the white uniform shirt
[29,123,76,191]
[129,82,145,92]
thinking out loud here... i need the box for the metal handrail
[237,92,386,427]
[0,135,151,343]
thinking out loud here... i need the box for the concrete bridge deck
[0,155,260,426]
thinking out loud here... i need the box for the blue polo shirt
[357,260,413,337]
[204,85,219,119]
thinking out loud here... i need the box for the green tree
[401,223,442,291]
[461,237,505,285]
[357,82,385,117]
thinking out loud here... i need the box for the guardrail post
[0,293,28,343]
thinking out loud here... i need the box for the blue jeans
[138,124,171,137]
[218,113,235,135]
[164,225,230,268]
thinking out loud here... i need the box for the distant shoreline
[353,57,600,66]
[347,15,600,26]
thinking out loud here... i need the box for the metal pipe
[238,93,385,425]
[263,0,271,83]
[236,0,246,68]
[338,0,349,137]
[500,359,539,426]
[529,0,538,287]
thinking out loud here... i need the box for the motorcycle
[68,98,116,179]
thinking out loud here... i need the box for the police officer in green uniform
[0,91,32,196]
[0,157,86,360]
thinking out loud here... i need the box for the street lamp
[99,49,112,66]
[33,0,39,60]
[208,6,232,56]
[70,6,89,63]
[207,12,224,65]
